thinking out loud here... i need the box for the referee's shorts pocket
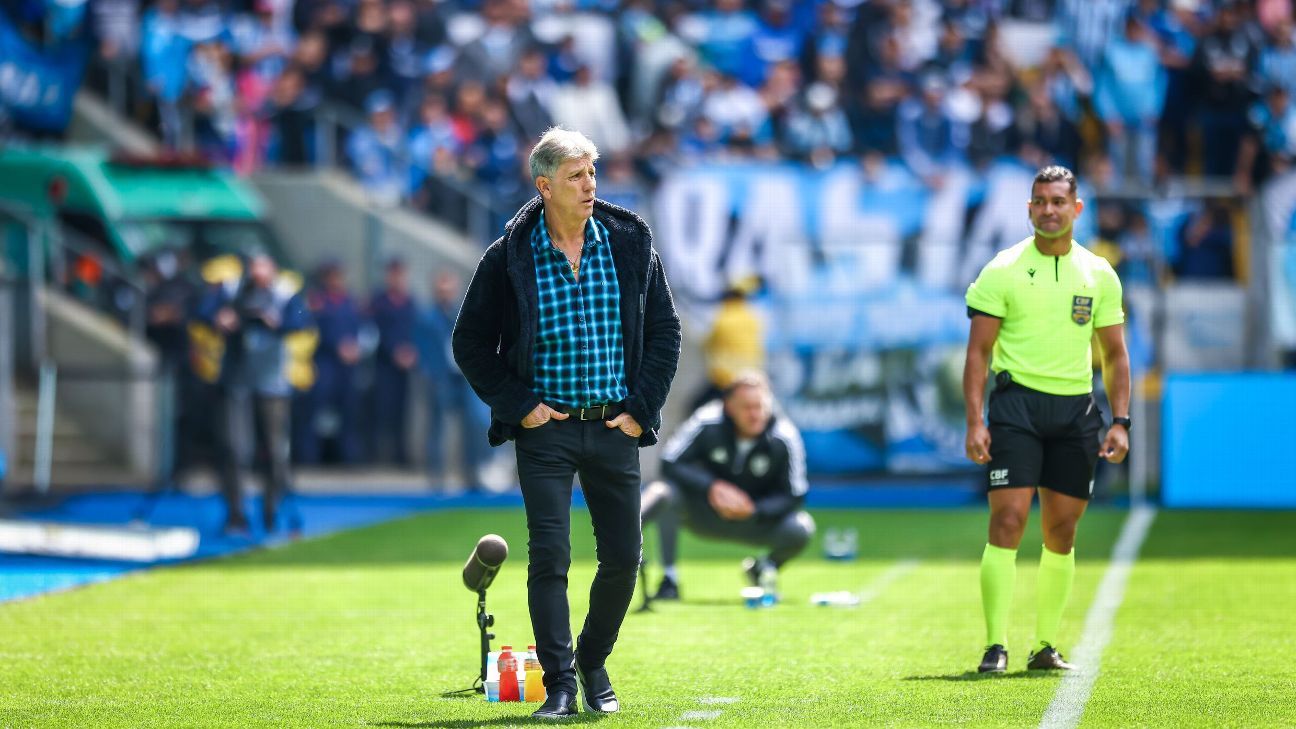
[987,386,1021,427]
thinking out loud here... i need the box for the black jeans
[514,418,642,695]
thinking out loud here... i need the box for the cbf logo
[989,468,1009,486]
[1072,296,1093,325]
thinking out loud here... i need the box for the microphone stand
[635,559,653,613]
[442,588,494,696]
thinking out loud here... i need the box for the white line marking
[856,558,921,603]
[679,710,723,720]
[1039,505,1157,729]
[697,697,740,705]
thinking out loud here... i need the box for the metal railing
[0,201,50,369]
[0,201,163,492]
[46,225,148,345]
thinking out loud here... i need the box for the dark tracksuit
[196,280,312,529]
[452,196,681,695]
[645,400,815,569]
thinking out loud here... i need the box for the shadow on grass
[376,715,607,727]
[902,671,1058,682]
[223,508,1296,568]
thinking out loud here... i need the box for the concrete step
[16,433,115,467]
[1,465,148,490]
[15,416,84,440]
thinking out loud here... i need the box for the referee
[963,165,1130,674]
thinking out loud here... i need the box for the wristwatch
[1111,416,1132,432]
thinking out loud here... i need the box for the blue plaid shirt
[531,209,628,408]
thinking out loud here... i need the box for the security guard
[299,260,363,464]
[368,257,419,464]
[963,165,1130,674]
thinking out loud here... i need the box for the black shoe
[653,576,680,601]
[1027,645,1075,670]
[222,518,251,538]
[575,663,619,714]
[531,690,578,719]
[978,644,1008,674]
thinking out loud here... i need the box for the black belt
[548,402,626,421]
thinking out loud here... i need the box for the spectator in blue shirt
[1237,84,1296,190]
[785,81,853,167]
[141,0,191,148]
[367,257,419,465]
[230,0,291,83]
[466,97,524,200]
[407,93,459,195]
[347,90,406,205]
[1260,18,1296,96]
[1148,0,1201,176]
[896,72,965,187]
[297,259,363,464]
[1094,16,1166,186]
[386,0,431,98]
[416,270,489,490]
[750,0,806,87]
[681,0,762,87]
[1174,203,1235,280]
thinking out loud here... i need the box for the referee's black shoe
[653,576,680,601]
[1027,645,1075,671]
[978,644,1008,674]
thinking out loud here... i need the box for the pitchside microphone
[462,534,509,592]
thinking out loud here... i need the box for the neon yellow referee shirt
[965,237,1125,396]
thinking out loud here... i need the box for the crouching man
[641,372,815,599]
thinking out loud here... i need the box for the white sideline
[857,558,921,603]
[1039,505,1158,729]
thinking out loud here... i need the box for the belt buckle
[579,404,606,421]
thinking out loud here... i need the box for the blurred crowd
[139,247,492,492]
[49,0,1287,213]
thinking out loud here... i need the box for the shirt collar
[535,209,604,251]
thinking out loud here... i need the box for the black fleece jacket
[452,196,682,447]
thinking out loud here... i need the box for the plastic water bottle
[824,527,859,561]
[524,645,545,702]
[497,646,520,702]
[810,590,861,607]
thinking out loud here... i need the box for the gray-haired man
[453,127,681,719]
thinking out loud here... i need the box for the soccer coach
[963,165,1130,674]
[452,127,681,718]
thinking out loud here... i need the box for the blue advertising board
[1163,374,1296,508]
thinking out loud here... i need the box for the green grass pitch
[1,508,1292,727]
